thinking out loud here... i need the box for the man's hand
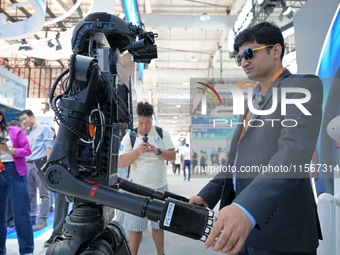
[205,204,252,254]
[188,195,209,208]
[136,142,153,154]
[120,142,158,167]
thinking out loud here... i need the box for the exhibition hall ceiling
[0,0,306,135]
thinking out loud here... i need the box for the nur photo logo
[196,82,223,107]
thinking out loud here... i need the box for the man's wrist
[156,148,163,156]
[232,202,256,228]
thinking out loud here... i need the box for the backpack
[129,126,163,148]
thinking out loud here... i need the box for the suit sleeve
[198,171,235,209]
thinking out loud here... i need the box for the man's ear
[272,43,283,60]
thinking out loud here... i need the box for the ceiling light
[282,6,291,15]
[176,104,182,108]
[200,13,210,21]
[282,6,293,18]
[18,45,33,51]
[18,39,33,51]
[55,38,62,51]
[47,40,55,48]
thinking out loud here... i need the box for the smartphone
[0,136,8,144]
[143,133,148,143]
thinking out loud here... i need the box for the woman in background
[0,110,34,255]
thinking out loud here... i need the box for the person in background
[18,109,54,231]
[189,22,323,255]
[119,101,175,255]
[198,151,207,175]
[173,148,181,175]
[182,143,191,181]
[191,149,198,175]
[0,110,34,255]
[6,118,25,229]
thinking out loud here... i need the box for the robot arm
[45,165,214,241]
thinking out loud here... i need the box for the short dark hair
[233,22,285,60]
[18,109,34,118]
[136,101,154,117]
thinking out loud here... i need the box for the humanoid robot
[44,12,214,255]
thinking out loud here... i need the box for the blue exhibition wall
[316,6,340,195]
[294,0,340,195]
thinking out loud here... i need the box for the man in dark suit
[189,22,323,255]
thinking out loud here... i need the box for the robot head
[71,12,157,63]
[71,12,137,55]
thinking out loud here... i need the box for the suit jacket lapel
[242,69,291,137]
[256,69,291,112]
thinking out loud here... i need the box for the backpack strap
[155,126,163,139]
[129,128,138,148]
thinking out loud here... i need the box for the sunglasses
[235,45,274,66]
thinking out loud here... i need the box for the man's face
[19,114,35,129]
[137,115,152,135]
[238,42,275,81]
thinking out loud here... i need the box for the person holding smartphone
[0,109,34,255]
[119,101,176,255]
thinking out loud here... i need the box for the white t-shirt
[174,152,181,164]
[0,131,14,162]
[183,146,190,160]
[119,126,174,189]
